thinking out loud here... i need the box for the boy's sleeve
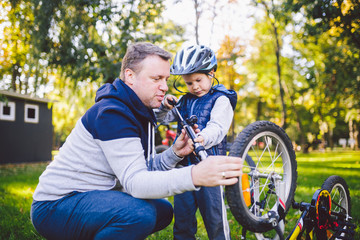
[199,96,234,149]
[154,103,178,124]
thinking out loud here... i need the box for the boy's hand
[194,135,204,146]
[163,94,177,109]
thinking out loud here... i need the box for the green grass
[1,151,359,239]
[0,162,47,240]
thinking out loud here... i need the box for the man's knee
[151,199,173,233]
[123,200,157,231]
[95,201,157,239]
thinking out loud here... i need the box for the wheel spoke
[265,136,273,163]
[226,121,297,233]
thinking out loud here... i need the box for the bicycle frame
[245,187,355,240]
[285,189,355,240]
[167,98,208,160]
[286,201,313,240]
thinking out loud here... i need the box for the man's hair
[120,42,172,80]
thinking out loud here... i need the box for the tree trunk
[329,126,334,150]
[355,123,359,150]
[209,0,219,48]
[319,113,327,152]
[194,0,200,45]
[274,30,287,129]
[283,82,306,152]
[349,119,356,150]
[256,98,262,121]
[11,63,19,92]
[259,0,287,129]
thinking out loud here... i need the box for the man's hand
[172,125,200,157]
[191,156,243,187]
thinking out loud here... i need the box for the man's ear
[124,68,135,85]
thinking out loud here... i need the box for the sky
[162,0,260,52]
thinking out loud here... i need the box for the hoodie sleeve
[98,137,197,199]
[89,105,197,199]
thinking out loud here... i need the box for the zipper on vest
[190,98,199,116]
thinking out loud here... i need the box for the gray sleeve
[98,138,197,199]
[154,104,178,125]
[150,146,184,170]
[199,96,234,149]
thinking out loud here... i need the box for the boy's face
[182,70,214,97]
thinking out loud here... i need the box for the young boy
[156,45,237,240]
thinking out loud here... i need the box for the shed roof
[0,90,53,103]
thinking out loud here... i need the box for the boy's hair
[120,42,172,80]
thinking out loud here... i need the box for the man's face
[126,55,170,109]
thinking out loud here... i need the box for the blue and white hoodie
[33,79,197,201]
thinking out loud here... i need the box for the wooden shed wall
[0,97,53,164]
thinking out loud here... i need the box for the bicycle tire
[321,175,351,217]
[225,121,297,233]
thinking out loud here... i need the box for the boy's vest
[176,84,237,166]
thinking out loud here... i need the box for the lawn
[0,150,359,239]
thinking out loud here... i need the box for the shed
[0,90,53,164]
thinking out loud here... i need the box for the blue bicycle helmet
[170,45,217,75]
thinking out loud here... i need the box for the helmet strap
[207,73,220,87]
[173,76,186,93]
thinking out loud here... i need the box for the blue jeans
[173,186,230,240]
[31,190,173,240]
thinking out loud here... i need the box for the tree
[243,8,316,151]
[252,0,289,129]
[286,0,360,49]
[346,109,360,150]
[0,0,42,94]
[33,0,177,84]
[1,0,186,144]
[286,0,360,150]
[217,35,245,140]
[245,19,285,124]
[1,0,185,94]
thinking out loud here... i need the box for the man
[31,42,242,240]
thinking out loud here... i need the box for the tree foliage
[216,35,246,140]
[243,0,360,151]
[1,0,186,144]
[1,0,185,93]
[0,0,37,93]
[285,0,360,149]
[286,0,360,49]
[1,0,359,151]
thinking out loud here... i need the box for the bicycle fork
[247,172,286,240]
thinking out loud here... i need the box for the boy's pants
[173,186,230,240]
[31,190,173,240]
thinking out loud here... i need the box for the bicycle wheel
[225,121,297,233]
[318,175,352,239]
[321,175,351,217]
